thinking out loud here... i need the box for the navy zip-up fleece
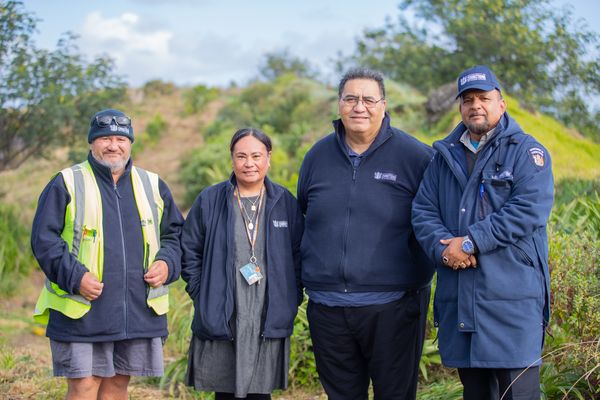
[181,176,304,340]
[298,114,434,292]
[31,153,183,342]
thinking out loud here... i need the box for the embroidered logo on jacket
[272,220,288,228]
[374,172,397,182]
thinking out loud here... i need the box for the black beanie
[88,109,134,143]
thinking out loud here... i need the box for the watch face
[462,238,474,254]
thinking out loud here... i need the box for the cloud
[75,9,364,88]
[79,11,174,86]
[167,31,264,87]
[77,10,268,87]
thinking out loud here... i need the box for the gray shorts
[50,338,164,378]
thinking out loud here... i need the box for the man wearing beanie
[31,109,183,399]
[412,66,554,399]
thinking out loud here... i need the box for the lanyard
[235,185,264,264]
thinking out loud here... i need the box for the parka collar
[434,112,520,153]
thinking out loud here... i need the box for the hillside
[0,87,221,222]
[408,94,600,182]
[1,79,598,399]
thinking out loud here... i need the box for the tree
[258,48,319,81]
[0,1,126,171]
[348,0,600,140]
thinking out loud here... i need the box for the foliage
[180,74,336,206]
[0,1,126,171]
[542,208,600,398]
[130,113,168,157]
[258,49,319,81]
[183,84,220,115]
[349,0,600,141]
[0,204,36,295]
[539,338,600,399]
[180,139,231,207]
[289,301,319,389]
[142,79,177,97]
[553,178,600,206]
[383,80,428,134]
[548,230,599,342]
[416,378,463,399]
[419,339,442,381]
[145,113,168,143]
[551,194,600,239]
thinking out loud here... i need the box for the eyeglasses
[340,95,385,108]
[95,115,131,127]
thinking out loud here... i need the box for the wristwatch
[461,236,476,255]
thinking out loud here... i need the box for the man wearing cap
[31,109,183,399]
[412,66,554,399]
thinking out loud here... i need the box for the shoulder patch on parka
[527,147,546,168]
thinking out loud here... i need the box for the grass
[0,205,38,296]
[1,79,599,399]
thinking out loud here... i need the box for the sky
[23,0,600,88]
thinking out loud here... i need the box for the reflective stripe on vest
[34,161,168,325]
[131,166,168,314]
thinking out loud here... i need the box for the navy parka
[31,153,184,342]
[412,112,554,368]
[181,176,304,340]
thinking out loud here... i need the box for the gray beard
[466,121,491,136]
[94,155,128,173]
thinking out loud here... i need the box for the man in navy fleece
[297,68,434,400]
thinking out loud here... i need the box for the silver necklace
[240,197,259,230]
[239,187,264,230]
[245,195,260,211]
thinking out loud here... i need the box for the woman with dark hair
[181,128,304,400]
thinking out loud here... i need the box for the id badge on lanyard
[235,186,265,286]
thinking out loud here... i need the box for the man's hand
[79,272,104,301]
[440,237,477,270]
[144,260,169,288]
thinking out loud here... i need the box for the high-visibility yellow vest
[34,161,169,324]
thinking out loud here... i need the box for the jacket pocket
[479,171,513,218]
[513,243,534,267]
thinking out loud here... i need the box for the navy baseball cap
[456,65,502,98]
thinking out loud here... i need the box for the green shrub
[550,194,600,239]
[131,113,168,158]
[183,85,220,115]
[179,141,230,208]
[143,79,176,97]
[146,113,168,144]
[0,205,36,295]
[542,227,600,398]
[289,301,319,389]
[553,178,600,206]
